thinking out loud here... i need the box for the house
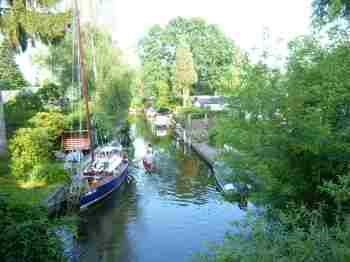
[191,96,227,111]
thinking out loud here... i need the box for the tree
[215,35,350,215]
[4,90,44,136]
[138,17,242,102]
[9,127,51,178]
[0,38,27,155]
[9,110,65,179]
[175,44,197,107]
[0,0,70,51]
[313,0,350,23]
[0,38,27,90]
[156,80,171,108]
[0,91,6,156]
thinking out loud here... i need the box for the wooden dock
[173,123,230,191]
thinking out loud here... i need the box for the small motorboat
[78,145,128,210]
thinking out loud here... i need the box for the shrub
[0,196,66,262]
[33,161,70,184]
[198,209,350,262]
[9,127,52,179]
[29,111,65,143]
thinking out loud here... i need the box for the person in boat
[143,144,154,172]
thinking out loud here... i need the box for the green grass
[0,175,61,206]
[0,154,65,205]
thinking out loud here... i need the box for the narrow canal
[78,118,252,262]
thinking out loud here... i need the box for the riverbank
[0,156,79,261]
[77,117,248,262]
[0,154,64,205]
[173,118,234,191]
[0,175,61,205]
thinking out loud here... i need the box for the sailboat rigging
[64,0,129,210]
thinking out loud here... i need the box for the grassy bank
[0,175,61,205]
[0,154,62,205]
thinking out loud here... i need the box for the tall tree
[313,0,350,23]
[0,38,26,90]
[138,17,242,102]
[0,0,70,51]
[0,90,5,156]
[0,38,26,156]
[175,44,197,107]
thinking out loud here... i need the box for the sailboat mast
[74,0,94,160]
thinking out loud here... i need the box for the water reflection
[78,117,250,262]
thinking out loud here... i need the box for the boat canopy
[106,157,123,173]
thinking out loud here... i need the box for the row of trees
[0,2,73,261]
[138,17,243,108]
[202,0,350,261]
[35,26,134,140]
[0,0,69,51]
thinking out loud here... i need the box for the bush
[9,111,66,180]
[0,196,66,262]
[198,209,350,262]
[29,111,65,142]
[33,162,70,184]
[9,127,52,179]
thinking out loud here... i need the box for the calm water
[78,118,252,262]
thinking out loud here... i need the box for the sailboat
[67,0,129,210]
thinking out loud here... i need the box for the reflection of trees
[181,157,199,177]
[78,183,139,262]
[131,117,155,144]
[174,147,212,204]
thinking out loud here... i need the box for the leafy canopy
[0,38,27,90]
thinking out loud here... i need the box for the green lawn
[0,171,61,206]
[0,154,63,205]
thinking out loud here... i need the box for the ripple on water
[78,121,253,262]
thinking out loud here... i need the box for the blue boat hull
[80,166,128,210]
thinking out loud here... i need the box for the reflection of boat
[79,146,128,210]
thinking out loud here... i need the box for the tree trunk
[0,91,7,156]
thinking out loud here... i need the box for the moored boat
[79,146,129,210]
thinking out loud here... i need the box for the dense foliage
[37,28,133,139]
[92,30,133,136]
[215,36,350,214]
[175,43,197,107]
[0,195,66,261]
[0,38,26,89]
[0,0,70,51]
[4,90,44,135]
[198,209,350,262]
[201,12,350,261]
[138,17,242,106]
[313,0,350,23]
[9,111,66,181]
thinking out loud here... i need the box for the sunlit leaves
[0,0,70,51]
